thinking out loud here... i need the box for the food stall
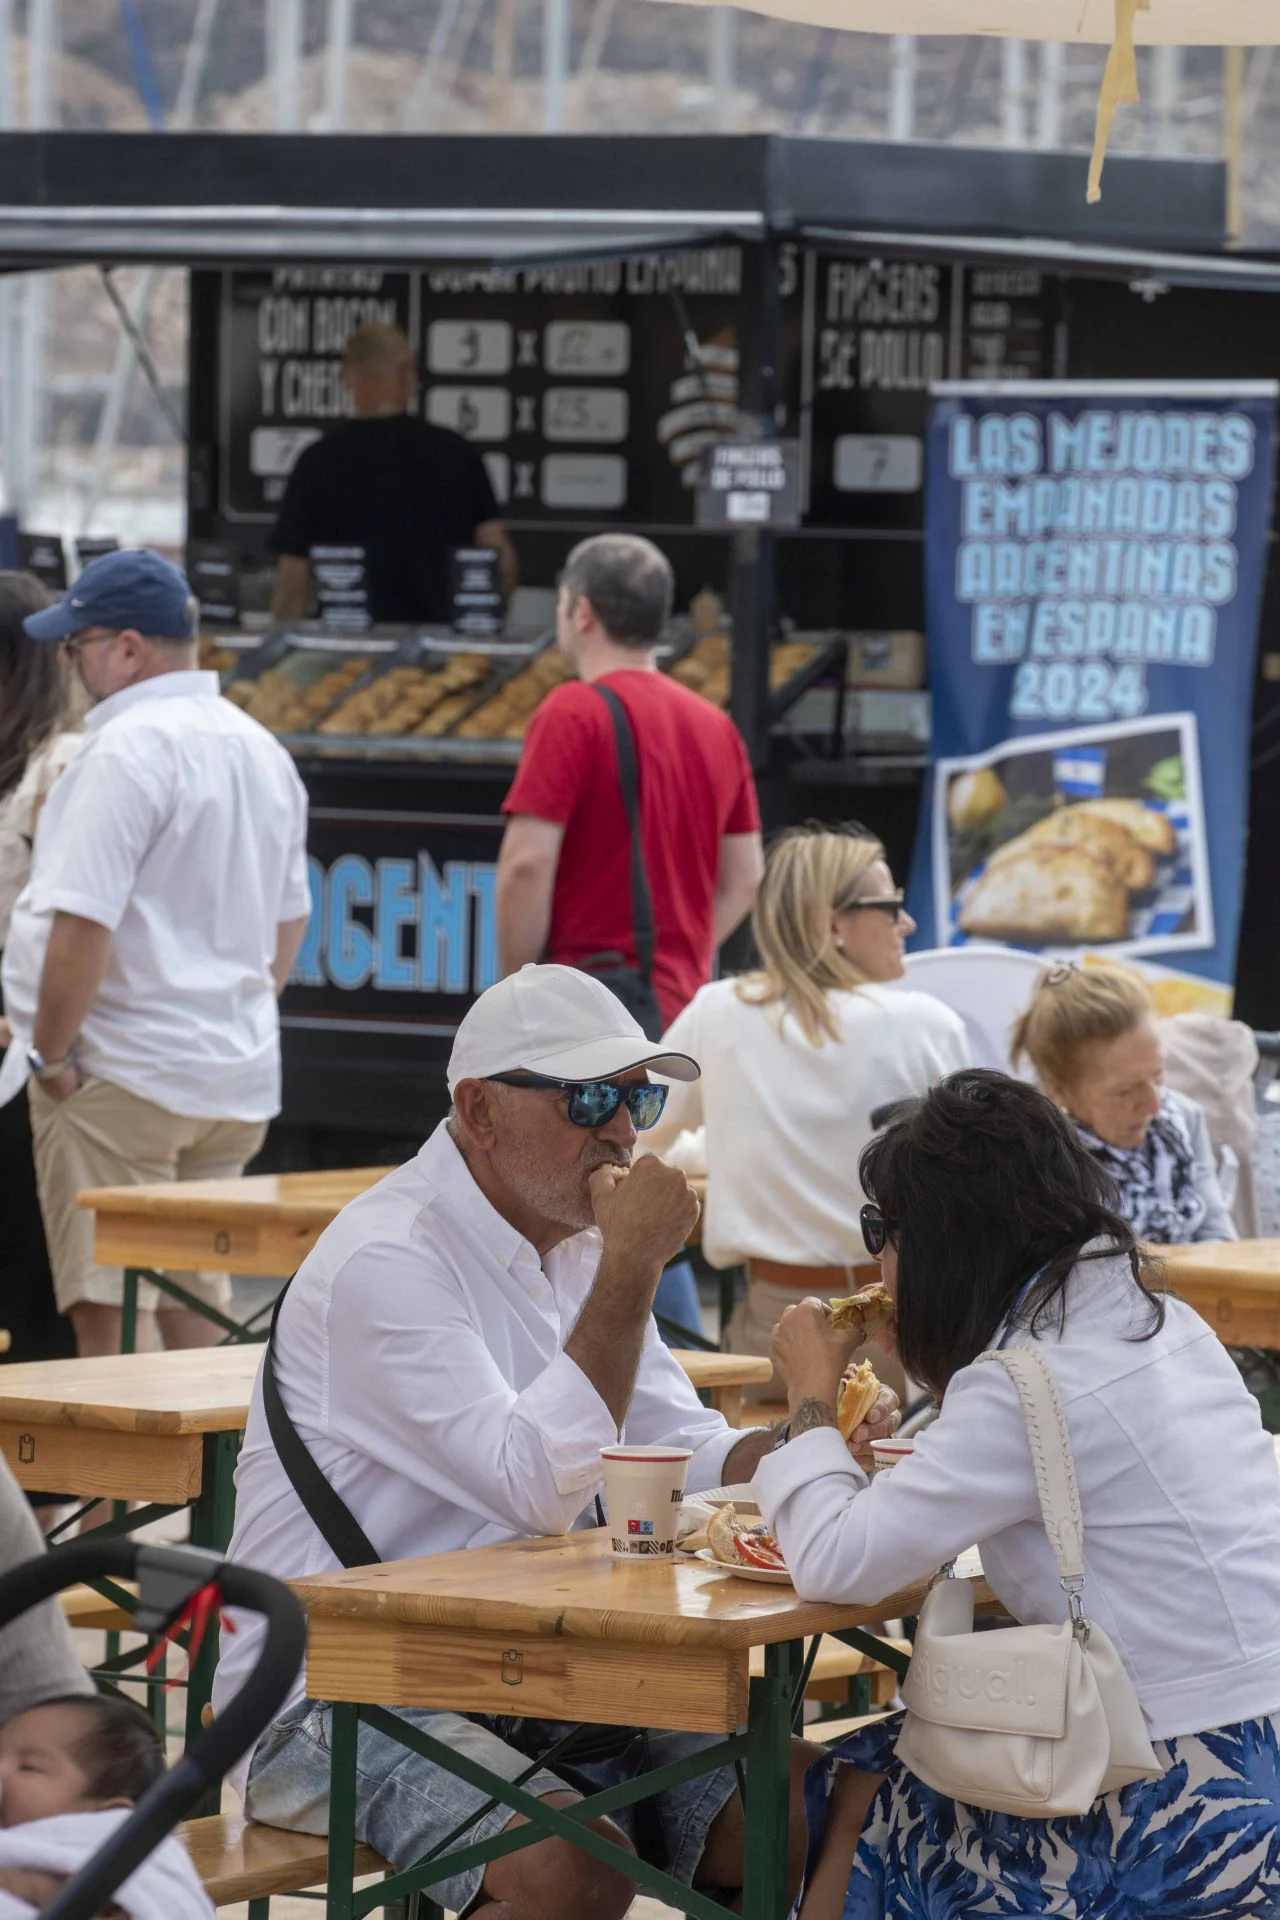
[3,130,1279,1144]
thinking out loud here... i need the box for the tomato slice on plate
[735,1531,787,1572]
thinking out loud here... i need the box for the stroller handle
[0,1537,306,1920]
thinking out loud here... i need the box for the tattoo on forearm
[791,1397,837,1437]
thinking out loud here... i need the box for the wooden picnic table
[77,1171,768,1413]
[0,1345,261,1757]
[1158,1238,1280,1349]
[80,1168,395,1284]
[294,1528,990,1920]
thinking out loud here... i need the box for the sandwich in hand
[705,1503,788,1574]
[836,1359,882,1440]
[827,1283,895,1343]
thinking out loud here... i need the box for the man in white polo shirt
[0,550,311,1358]
[215,965,900,1920]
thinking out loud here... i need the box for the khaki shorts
[28,1076,267,1315]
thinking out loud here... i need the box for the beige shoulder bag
[894,1346,1163,1818]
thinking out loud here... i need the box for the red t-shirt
[502,669,761,1027]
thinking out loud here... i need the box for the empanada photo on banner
[934,713,1213,962]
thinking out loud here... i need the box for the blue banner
[908,382,1277,1014]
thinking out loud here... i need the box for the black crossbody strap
[262,1279,381,1571]
[593,684,656,986]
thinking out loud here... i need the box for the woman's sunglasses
[835,891,907,923]
[486,1071,669,1131]
[860,1202,892,1256]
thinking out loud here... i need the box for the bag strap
[262,1279,381,1571]
[976,1347,1086,1588]
[593,684,656,989]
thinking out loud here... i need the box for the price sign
[695,440,801,529]
[311,545,370,634]
[74,536,120,571]
[188,540,242,627]
[451,547,504,637]
[18,532,67,592]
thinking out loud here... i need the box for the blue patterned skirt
[802,1710,1280,1918]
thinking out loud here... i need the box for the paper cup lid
[600,1445,693,1462]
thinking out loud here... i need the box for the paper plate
[694,1547,792,1586]
[697,1484,762,1512]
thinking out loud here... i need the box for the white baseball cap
[447,965,700,1092]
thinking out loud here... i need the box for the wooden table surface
[295,1528,983,1736]
[83,1165,709,1271]
[293,1527,945,1650]
[80,1169,395,1278]
[0,1346,262,1507]
[0,1345,262,1434]
[1159,1238,1280,1347]
[0,1342,761,1460]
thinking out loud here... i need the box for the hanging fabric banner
[908,379,1277,1015]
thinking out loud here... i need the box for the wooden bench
[750,1635,909,1706]
[61,1582,137,1634]
[182,1812,387,1907]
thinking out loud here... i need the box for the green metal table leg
[742,1639,800,1920]
[121,1269,140,1356]
[246,1901,270,1920]
[327,1704,359,1920]
[183,1431,241,1784]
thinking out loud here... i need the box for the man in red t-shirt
[496,534,763,1032]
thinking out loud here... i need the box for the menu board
[960,267,1055,383]
[803,257,1053,529]
[203,251,1056,541]
[216,251,750,529]
[220,268,417,520]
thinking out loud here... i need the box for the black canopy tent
[4,131,1279,1137]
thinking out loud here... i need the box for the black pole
[728,235,781,772]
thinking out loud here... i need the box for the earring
[834,938,845,952]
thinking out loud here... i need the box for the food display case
[217,620,848,763]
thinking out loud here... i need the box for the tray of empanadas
[665,627,843,718]
[222,634,399,735]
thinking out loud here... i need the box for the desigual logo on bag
[912,1646,1038,1709]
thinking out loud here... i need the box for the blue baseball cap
[24,548,196,643]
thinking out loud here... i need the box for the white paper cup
[601,1445,692,1558]
[870,1438,915,1474]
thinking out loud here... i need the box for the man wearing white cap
[215,965,897,1920]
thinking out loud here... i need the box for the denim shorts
[244,1696,737,1916]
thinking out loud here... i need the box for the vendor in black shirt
[269,321,517,625]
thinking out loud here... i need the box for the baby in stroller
[0,1695,213,1917]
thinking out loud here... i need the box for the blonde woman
[644,822,968,1393]
[1011,960,1234,1245]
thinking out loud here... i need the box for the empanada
[959,842,1128,943]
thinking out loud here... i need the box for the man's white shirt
[214,1122,739,1787]
[1,671,310,1120]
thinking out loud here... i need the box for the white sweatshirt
[755,1246,1280,1742]
[644,980,969,1267]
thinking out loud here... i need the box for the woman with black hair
[0,573,80,1399]
[756,1069,1280,1920]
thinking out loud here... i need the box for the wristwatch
[770,1418,792,1452]
[27,1046,72,1082]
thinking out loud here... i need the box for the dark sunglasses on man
[486,1071,668,1131]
